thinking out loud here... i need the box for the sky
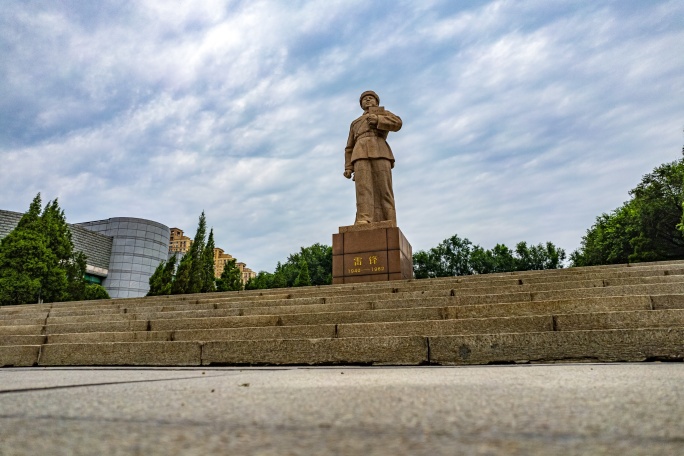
[1,0,683,273]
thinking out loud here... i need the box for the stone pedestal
[332,221,413,284]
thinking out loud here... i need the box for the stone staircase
[1,261,683,367]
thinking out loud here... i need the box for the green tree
[278,243,332,287]
[147,261,166,296]
[470,243,516,274]
[628,157,684,260]
[64,251,88,301]
[247,243,332,289]
[271,264,287,289]
[151,212,254,296]
[0,196,48,304]
[0,194,89,305]
[413,235,474,279]
[514,241,566,270]
[171,254,192,294]
[414,234,565,278]
[84,284,110,300]
[148,255,177,296]
[34,199,71,303]
[569,204,637,266]
[294,259,311,287]
[199,228,216,293]
[274,261,298,287]
[186,211,207,294]
[571,155,684,266]
[412,251,436,280]
[167,212,209,295]
[245,271,274,290]
[216,258,243,292]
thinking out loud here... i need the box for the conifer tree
[148,255,176,296]
[171,254,192,294]
[148,261,166,296]
[0,194,91,305]
[160,255,177,295]
[271,263,287,289]
[147,261,166,296]
[0,195,48,305]
[200,229,216,293]
[216,258,242,292]
[64,251,88,301]
[294,259,311,287]
[186,211,207,294]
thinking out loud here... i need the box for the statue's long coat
[344,109,402,224]
[344,110,402,172]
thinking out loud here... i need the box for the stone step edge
[8,308,678,345]
[2,328,683,367]
[115,267,684,296]
[45,271,684,309]
[4,261,683,312]
[56,274,684,312]
[5,279,684,322]
[3,294,684,335]
[22,292,684,326]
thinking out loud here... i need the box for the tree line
[147,211,245,295]
[245,243,332,290]
[244,236,566,286]
[0,194,109,305]
[148,213,332,294]
[570,153,684,266]
[413,236,566,279]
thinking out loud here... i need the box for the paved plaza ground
[0,363,682,455]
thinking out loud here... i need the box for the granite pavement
[0,364,682,455]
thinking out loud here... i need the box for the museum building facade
[75,218,170,298]
[0,210,170,299]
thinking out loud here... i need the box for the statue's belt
[356,131,380,140]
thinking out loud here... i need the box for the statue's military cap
[359,90,380,107]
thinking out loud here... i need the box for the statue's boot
[355,205,373,224]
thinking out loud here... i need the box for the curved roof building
[0,210,170,299]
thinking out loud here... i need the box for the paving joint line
[0,373,226,395]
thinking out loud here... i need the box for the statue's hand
[367,114,378,126]
[343,170,353,179]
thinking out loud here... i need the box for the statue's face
[361,95,378,109]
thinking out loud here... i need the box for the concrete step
[0,324,44,336]
[1,260,683,367]
[4,287,652,326]
[117,267,684,301]
[2,275,682,325]
[3,261,680,315]
[428,328,684,365]
[0,335,46,346]
[3,327,682,367]
[46,314,554,344]
[24,290,684,335]
[3,274,680,326]
[21,295,675,344]
[6,303,683,353]
[1,291,682,338]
